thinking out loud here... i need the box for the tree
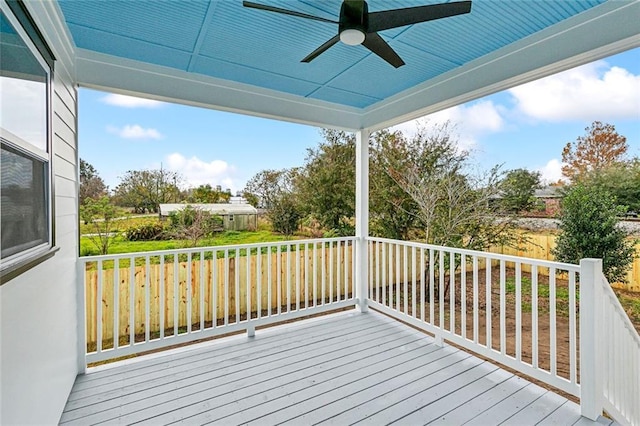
[79,159,107,204]
[188,184,231,204]
[80,196,118,255]
[500,168,542,213]
[583,158,640,214]
[166,205,222,247]
[268,193,302,236]
[244,168,302,233]
[561,121,628,182]
[552,184,636,283]
[370,129,418,239]
[296,130,355,234]
[113,168,182,213]
[377,121,520,251]
[243,169,296,209]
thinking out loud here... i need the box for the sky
[79,47,640,193]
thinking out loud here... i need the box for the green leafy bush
[166,205,223,247]
[168,206,222,232]
[124,223,166,241]
[268,194,301,236]
[552,184,636,283]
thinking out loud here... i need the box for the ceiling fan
[242,0,472,68]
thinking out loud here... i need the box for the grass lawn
[616,289,640,330]
[80,230,300,256]
[80,214,158,235]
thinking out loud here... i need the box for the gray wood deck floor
[61,310,613,425]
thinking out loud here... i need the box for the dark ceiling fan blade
[368,1,472,32]
[301,35,341,63]
[362,32,405,68]
[242,1,338,24]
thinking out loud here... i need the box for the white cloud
[101,93,165,108]
[107,124,163,140]
[509,62,640,121]
[537,159,565,184]
[392,100,505,150]
[164,153,237,191]
[0,77,47,149]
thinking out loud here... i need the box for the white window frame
[0,1,55,282]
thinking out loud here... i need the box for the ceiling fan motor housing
[242,0,473,67]
[339,0,368,45]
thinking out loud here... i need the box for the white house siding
[0,2,79,424]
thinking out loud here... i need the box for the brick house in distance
[534,186,564,216]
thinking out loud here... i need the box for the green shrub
[124,223,165,241]
[80,245,98,256]
[552,184,636,283]
[168,206,222,233]
[166,206,223,247]
[268,194,301,236]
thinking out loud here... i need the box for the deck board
[61,310,610,425]
[389,368,514,425]
[429,374,530,424]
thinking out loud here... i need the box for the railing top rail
[79,236,356,263]
[366,236,581,272]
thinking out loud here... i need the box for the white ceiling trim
[361,0,640,131]
[21,0,77,80]
[75,49,365,131]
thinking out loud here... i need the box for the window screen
[1,144,49,258]
[0,6,52,272]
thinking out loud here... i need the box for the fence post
[355,129,370,313]
[579,258,603,420]
[76,257,87,374]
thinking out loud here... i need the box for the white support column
[579,258,603,420]
[76,258,87,374]
[355,129,370,313]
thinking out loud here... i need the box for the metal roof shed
[159,203,259,231]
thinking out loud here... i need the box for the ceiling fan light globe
[340,29,365,45]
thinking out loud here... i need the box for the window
[1,2,55,278]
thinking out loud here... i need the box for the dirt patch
[380,268,578,376]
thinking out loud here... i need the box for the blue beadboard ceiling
[57,0,609,110]
[51,0,638,129]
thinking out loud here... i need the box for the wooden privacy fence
[489,233,640,292]
[85,243,354,346]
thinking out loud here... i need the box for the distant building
[489,185,563,217]
[534,186,563,216]
[159,203,258,231]
[229,196,249,205]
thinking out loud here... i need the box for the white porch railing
[366,238,640,425]
[581,259,640,426]
[78,236,639,424]
[78,237,356,364]
[366,237,581,397]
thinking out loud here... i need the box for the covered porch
[1,0,639,424]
